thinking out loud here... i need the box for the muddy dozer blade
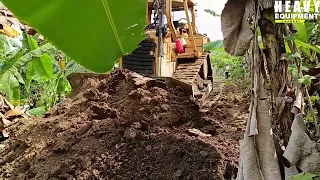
[153,76,194,95]
[66,72,195,95]
[67,72,212,105]
[151,76,213,106]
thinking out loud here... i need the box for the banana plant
[0,32,54,106]
[0,0,147,73]
[22,34,74,112]
[285,21,320,63]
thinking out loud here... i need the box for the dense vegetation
[0,30,91,115]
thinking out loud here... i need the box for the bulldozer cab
[146,0,197,37]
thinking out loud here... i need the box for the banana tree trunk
[258,8,294,146]
[256,78,282,179]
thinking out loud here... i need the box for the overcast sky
[195,0,227,40]
[171,0,227,41]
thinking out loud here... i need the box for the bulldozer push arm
[153,0,166,76]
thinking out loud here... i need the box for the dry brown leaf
[4,108,24,118]
[2,95,14,110]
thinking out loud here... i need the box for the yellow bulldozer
[67,0,213,104]
[118,0,214,103]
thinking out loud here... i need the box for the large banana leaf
[25,34,53,78]
[0,0,147,73]
[294,22,313,43]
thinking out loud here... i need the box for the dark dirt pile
[0,69,244,180]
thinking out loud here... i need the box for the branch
[204,9,220,17]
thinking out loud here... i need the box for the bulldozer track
[172,52,210,90]
[122,38,155,75]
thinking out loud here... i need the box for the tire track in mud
[200,78,250,179]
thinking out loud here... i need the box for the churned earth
[0,69,249,180]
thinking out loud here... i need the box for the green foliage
[210,49,245,79]
[205,39,245,79]
[32,53,53,78]
[0,29,80,114]
[28,106,46,116]
[294,22,313,43]
[291,172,320,180]
[204,40,224,52]
[0,0,147,73]
[298,75,314,86]
[309,96,320,103]
[285,22,320,62]
[0,33,55,106]
[305,109,319,123]
[25,72,71,111]
[0,71,20,106]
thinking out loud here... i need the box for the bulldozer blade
[151,76,212,106]
[67,72,211,106]
[67,72,109,96]
[152,76,195,96]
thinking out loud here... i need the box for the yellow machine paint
[119,0,214,103]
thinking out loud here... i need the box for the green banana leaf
[24,34,54,78]
[0,49,25,76]
[285,41,292,54]
[295,39,320,54]
[1,0,147,73]
[294,22,313,43]
[26,61,35,80]
[32,53,53,78]
[0,43,54,77]
[204,40,224,51]
[13,70,25,84]
[291,172,320,180]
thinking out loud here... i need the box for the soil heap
[0,69,240,180]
